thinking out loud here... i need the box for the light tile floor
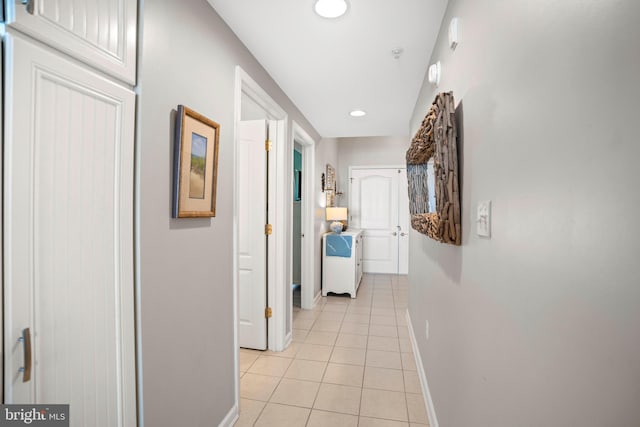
[235,274,430,427]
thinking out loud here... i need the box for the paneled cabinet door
[3,32,136,426]
[6,0,138,84]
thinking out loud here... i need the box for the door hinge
[265,307,273,318]
[265,140,272,151]
[265,224,273,235]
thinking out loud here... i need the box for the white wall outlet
[477,200,491,238]
[425,319,430,340]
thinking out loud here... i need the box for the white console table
[322,230,363,298]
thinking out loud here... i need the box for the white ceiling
[208,0,448,138]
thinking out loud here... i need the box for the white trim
[233,66,289,363]
[291,121,316,310]
[406,309,439,427]
[313,291,322,308]
[217,403,239,427]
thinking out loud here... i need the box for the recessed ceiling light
[314,0,348,19]
[350,110,366,117]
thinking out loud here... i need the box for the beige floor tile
[410,424,429,427]
[317,311,345,322]
[371,307,396,316]
[340,322,369,336]
[396,314,408,326]
[399,338,413,353]
[240,373,281,401]
[343,313,370,324]
[234,398,266,427]
[265,343,300,359]
[366,350,403,369]
[335,333,368,349]
[313,383,362,415]
[370,315,397,326]
[285,359,327,382]
[296,343,334,362]
[305,330,338,346]
[307,410,358,427]
[406,393,428,423]
[330,347,366,366]
[322,363,364,387]
[254,403,310,427]
[270,378,320,408]
[346,306,371,315]
[369,324,398,338]
[363,367,405,392]
[397,326,410,338]
[360,388,408,422]
[312,320,343,333]
[401,352,417,371]
[239,351,260,371]
[248,356,292,377]
[367,336,400,352]
[322,303,349,313]
[358,417,409,427]
[292,328,309,342]
[293,318,315,330]
[403,371,422,394]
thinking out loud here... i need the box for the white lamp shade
[326,207,348,221]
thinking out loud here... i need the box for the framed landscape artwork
[172,105,220,218]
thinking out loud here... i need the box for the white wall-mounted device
[449,17,459,50]
[477,200,491,238]
[428,61,441,86]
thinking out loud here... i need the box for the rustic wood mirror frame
[406,92,461,245]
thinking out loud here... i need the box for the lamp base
[330,221,344,234]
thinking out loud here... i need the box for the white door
[6,0,138,84]
[350,168,409,274]
[237,120,271,349]
[4,33,136,426]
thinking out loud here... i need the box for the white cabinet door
[237,120,269,350]
[6,0,138,84]
[3,32,136,426]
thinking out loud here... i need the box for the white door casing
[350,167,410,275]
[4,32,136,426]
[237,120,269,350]
[6,0,138,84]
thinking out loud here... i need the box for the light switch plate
[477,200,491,238]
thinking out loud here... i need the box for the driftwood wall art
[406,92,461,245]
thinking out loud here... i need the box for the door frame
[232,66,290,404]
[291,122,315,310]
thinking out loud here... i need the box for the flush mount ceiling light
[314,0,348,18]
[349,110,366,117]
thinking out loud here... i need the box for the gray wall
[313,138,339,299]
[408,1,640,426]
[138,0,319,425]
[336,136,410,205]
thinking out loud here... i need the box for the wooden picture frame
[172,105,220,218]
[406,92,461,245]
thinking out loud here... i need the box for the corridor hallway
[236,274,430,426]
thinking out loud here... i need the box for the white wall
[313,138,338,300]
[138,0,319,425]
[408,1,640,426]
[336,136,409,205]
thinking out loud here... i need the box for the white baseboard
[218,403,238,427]
[406,309,439,427]
[313,291,322,308]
